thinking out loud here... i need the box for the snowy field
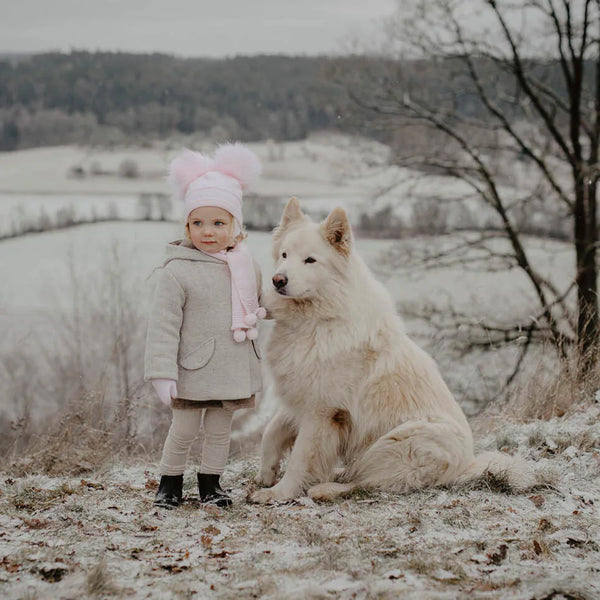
[0,133,506,237]
[0,134,390,222]
[0,404,599,599]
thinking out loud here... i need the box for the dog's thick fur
[251,198,533,503]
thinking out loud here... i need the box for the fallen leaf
[566,537,599,550]
[20,517,51,529]
[528,494,545,508]
[470,583,496,592]
[202,504,221,517]
[37,563,69,582]
[209,550,233,559]
[486,544,508,565]
[144,471,159,491]
[203,525,221,536]
[537,518,554,532]
[80,479,104,490]
[160,563,190,574]
[1,557,21,573]
[532,539,551,556]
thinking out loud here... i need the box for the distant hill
[0,51,363,150]
[0,50,571,153]
[0,52,32,64]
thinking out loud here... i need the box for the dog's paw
[255,468,278,488]
[249,488,279,504]
[249,485,295,504]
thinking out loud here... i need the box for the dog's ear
[321,207,352,256]
[272,197,305,261]
[279,197,304,229]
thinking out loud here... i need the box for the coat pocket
[179,338,215,370]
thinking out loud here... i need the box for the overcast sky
[1,0,397,57]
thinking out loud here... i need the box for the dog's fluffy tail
[306,451,535,501]
[454,451,535,492]
[308,482,357,502]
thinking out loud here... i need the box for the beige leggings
[159,405,235,476]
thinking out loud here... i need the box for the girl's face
[187,206,235,253]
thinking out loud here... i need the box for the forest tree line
[0,50,572,152]
[0,52,363,150]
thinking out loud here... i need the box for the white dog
[251,198,533,503]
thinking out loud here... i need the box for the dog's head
[270,197,353,301]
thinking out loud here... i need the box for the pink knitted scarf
[203,242,265,342]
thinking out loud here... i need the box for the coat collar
[163,240,226,266]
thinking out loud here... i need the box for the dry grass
[3,390,154,477]
[473,342,600,435]
[85,559,118,597]
[0,242,160,473]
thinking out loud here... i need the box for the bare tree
[342,0,600,379]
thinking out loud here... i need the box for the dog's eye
[282,252,287,259]
[304,257,316,264]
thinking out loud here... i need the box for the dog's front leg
[255,410,297,487]
[251,416,340,503]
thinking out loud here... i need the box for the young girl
[145,143,265,508]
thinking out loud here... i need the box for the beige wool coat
[144,240,263,404]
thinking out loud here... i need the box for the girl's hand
[151,379,178,407]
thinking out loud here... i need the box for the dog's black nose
[272,273,288,289]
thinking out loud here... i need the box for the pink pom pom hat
[168,143,261,230]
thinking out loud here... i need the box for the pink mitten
[152,379,178,407]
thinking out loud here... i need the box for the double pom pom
[168,143,262,202]
[232,307,267,343]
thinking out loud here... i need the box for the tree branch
[487,0,577,166]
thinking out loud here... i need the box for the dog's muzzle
[272,273,288,294]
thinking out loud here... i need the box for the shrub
[118,159,140,178]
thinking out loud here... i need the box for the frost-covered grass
[1,404,599,599]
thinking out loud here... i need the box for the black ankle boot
[154,474,183,509]
[197,473,233,507]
